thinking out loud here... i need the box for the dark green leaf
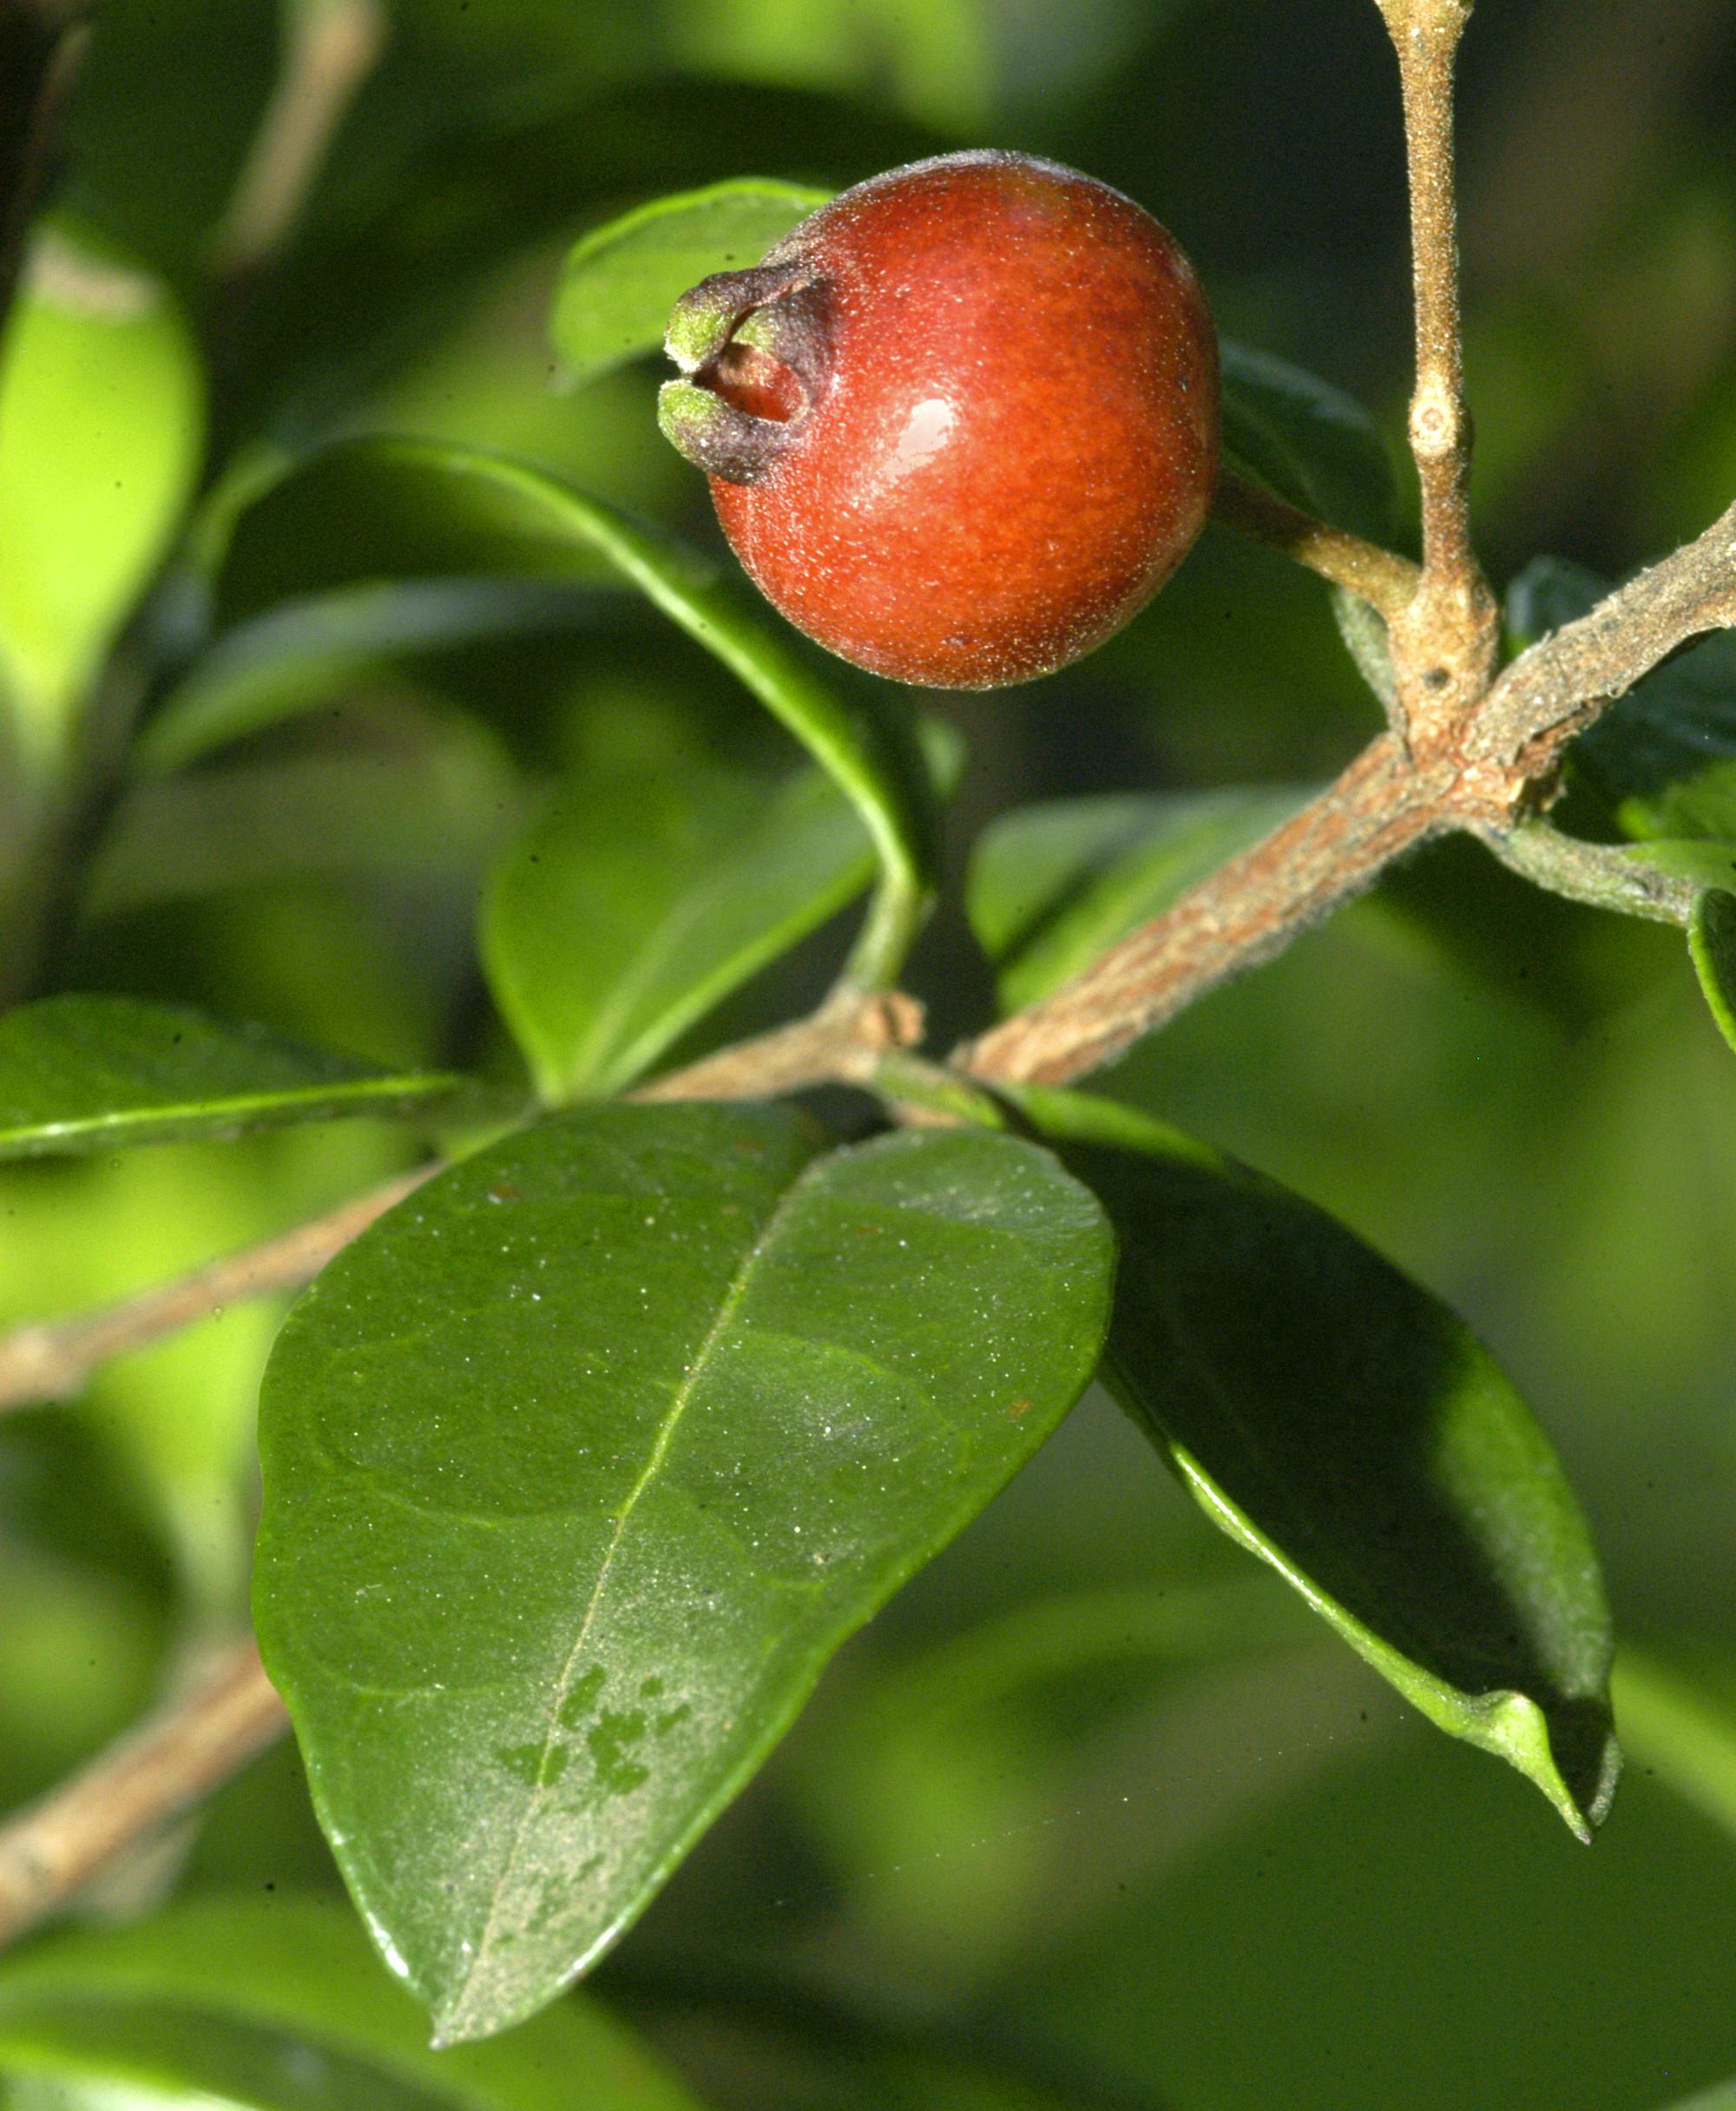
[0,227,202,748]
[1011,1085,1619,1839]
[1218,341,1403,705]
[966,788,1310,1011]
[1690,891,1736,1054]
[0,997,460,1158]
[0,1894,702,2108]
[483,720,962,1102]
[139,578,615,777]
[1219,339,1397,544]
[1508,557,1736,844]
[255,1103,1113,2042]
[551,180,831,389]
[483,758,870,1102]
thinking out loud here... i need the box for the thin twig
[1212,467,1420,620]
[0,1638,286,1950]
[1481,822,1697,928]
[635,986,923,1102]
[0,1169,431,1414]
[1374,0,1500,720]
[1465,497,1736,779]
[207,0,387,278]
[0,0,89,340]
[959,737,1440,1084]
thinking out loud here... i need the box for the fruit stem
[1212,467,1419,620]
[1374,0,1500,720]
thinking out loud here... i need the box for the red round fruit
[658,149,1219,690]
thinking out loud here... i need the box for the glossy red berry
[659,150,1219,690]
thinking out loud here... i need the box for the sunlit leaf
[1689,891,1736,1055]
[1014,1085,1620,1839]
[966,787,1309,1011]
[0,1894,702,2108]
[0,996,460,1158]
[255,1102,1114,2041]
[551,179,830,389]
[0,228,202,760]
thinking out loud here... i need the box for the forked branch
[4,0,1736,1964]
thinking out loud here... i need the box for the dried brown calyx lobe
[658,263,832,484]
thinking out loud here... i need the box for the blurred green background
[3,0,1736,2105]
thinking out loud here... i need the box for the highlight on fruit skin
[659,148,1220,691]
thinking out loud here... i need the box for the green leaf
[0,227,203,760]
[1508,557,1736,844]
[0,1894,702,2108]
[138,578,616,778]
[1220,339,1397,544]
[1219,341,1403,703]
[483,757,869,1102]
[91,704,523,914]
[1010,1084,1620,1840]
[551,180,831,389]
[255,1102,1113,2042]
[966,787,1310,1011]
[1689,891,1736,1054]
[0,997,462,1159]
[155,438,935,984]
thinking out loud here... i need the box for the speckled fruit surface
[660,150,1219,689]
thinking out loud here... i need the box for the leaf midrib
[444,1143,824,2022]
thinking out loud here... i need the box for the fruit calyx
[658,263,832,484]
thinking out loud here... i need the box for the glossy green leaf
[138,578,616,777]
[483,757,870,1102]
[255,1102,1113,2042]
[0,997,461,1159]
[1689,891,1736,1054]
[1509,558,1736,845]
[0,228,202,757]
[1220,339,1397,544]
[0,1895,702,2108]
[156,437,933,983]
[1654,2086,1736,2111]
[484,720,961,1102]
[550,180,830,389]
[966,787,1309,1011]
[1012,1085,1620,1839]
